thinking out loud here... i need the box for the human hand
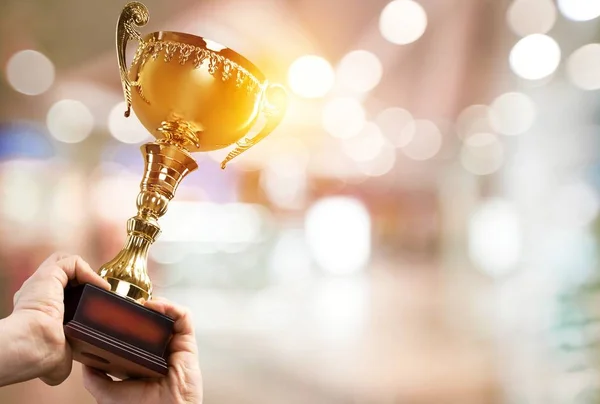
[8,253,111,386]
[83,298,203,404]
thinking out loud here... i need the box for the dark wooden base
[63,284,174,379]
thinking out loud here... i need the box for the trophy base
[63,284,174,379]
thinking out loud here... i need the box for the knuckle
[47,251,71,263]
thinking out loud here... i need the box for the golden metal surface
[98,141,198,301]
[102,1,287,302]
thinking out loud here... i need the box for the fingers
[82,366,113,398]
[144,299,194,336]
[41,255,110,290]
[40,251,72,267]
[82,366,148,402]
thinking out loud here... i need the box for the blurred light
[550,182,599,228]
[567,44,600,90]
[0,162,43,224]
[379,0,428,45]
[507,0,557,37]
[260,155,307,210]
[0,123,54,160]
[312,277,368,343]
[288,55,334,98]
[161,202,264,246]
[108,101,151,144]
[557,0,600,21]
[356,142,397,177]
[149,242,188,266]
[46,99,94,143]
[509,34,561,80]
[342,122,388,162]
[305,197,371,275]
[49,173,86,245]
[469,199,522,277]
[268,229,312,284]
[400,119,442,160]
[90,167,139,221]
[375,107,414,147]
[489,92,536,135]
[5,50,55,96]
[336,50,383,93]
[456,105,494,140]
[322,97,366,139]
[460,133,504,175]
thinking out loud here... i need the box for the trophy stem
[98,141,198,302]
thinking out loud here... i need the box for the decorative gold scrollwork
[116,2,149,117]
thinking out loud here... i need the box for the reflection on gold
[100,1,288,301]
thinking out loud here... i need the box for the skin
[82,298,203,404]
[0,253,203,404]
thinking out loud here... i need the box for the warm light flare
[287,55,334,99]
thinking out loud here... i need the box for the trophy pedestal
[63,284,173,379]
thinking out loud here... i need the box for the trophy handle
[116,2,149,117]
[221,83,289,169]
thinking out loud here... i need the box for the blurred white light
[507,0,557,37]
[305,197,371,275]
[509,34,561,80]
[5,50,55,96]
[460,133,504,175]
[0,163,43,224]
[108,101,151,144]
[356,142,397,177]
[288,55,334,98]
[336,50,383,93]
[260,155,307,210]
[375,107,414,147]
[149,242,188,266]
[400,119,442,160]
[456,105,494,140]
[550,182,599,228]
[567,44,600,90]
[268,229,313,284]
[342,122,388,162]
[91,170,139,222]
[46,99,94,143]
[469,199,522,277]
[161,202,264,246]
[322,97,366,139]
[489,92,536,135]
[312,277,368,343]
[50,173,85,228]
[557,0,600,21]
[379,0,428,45]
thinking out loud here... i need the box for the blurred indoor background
[1,0,600,403]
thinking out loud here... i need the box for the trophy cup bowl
[62,1,288,379]
[128,31,283,153]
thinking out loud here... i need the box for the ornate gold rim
[131,32,264,94]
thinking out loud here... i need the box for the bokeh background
[1,0,600,403]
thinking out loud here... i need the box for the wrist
[0,313,39,385]
[0,312,63,386]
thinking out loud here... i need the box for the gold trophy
[63,1,288,379]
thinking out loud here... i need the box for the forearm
[0,313,48,386]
